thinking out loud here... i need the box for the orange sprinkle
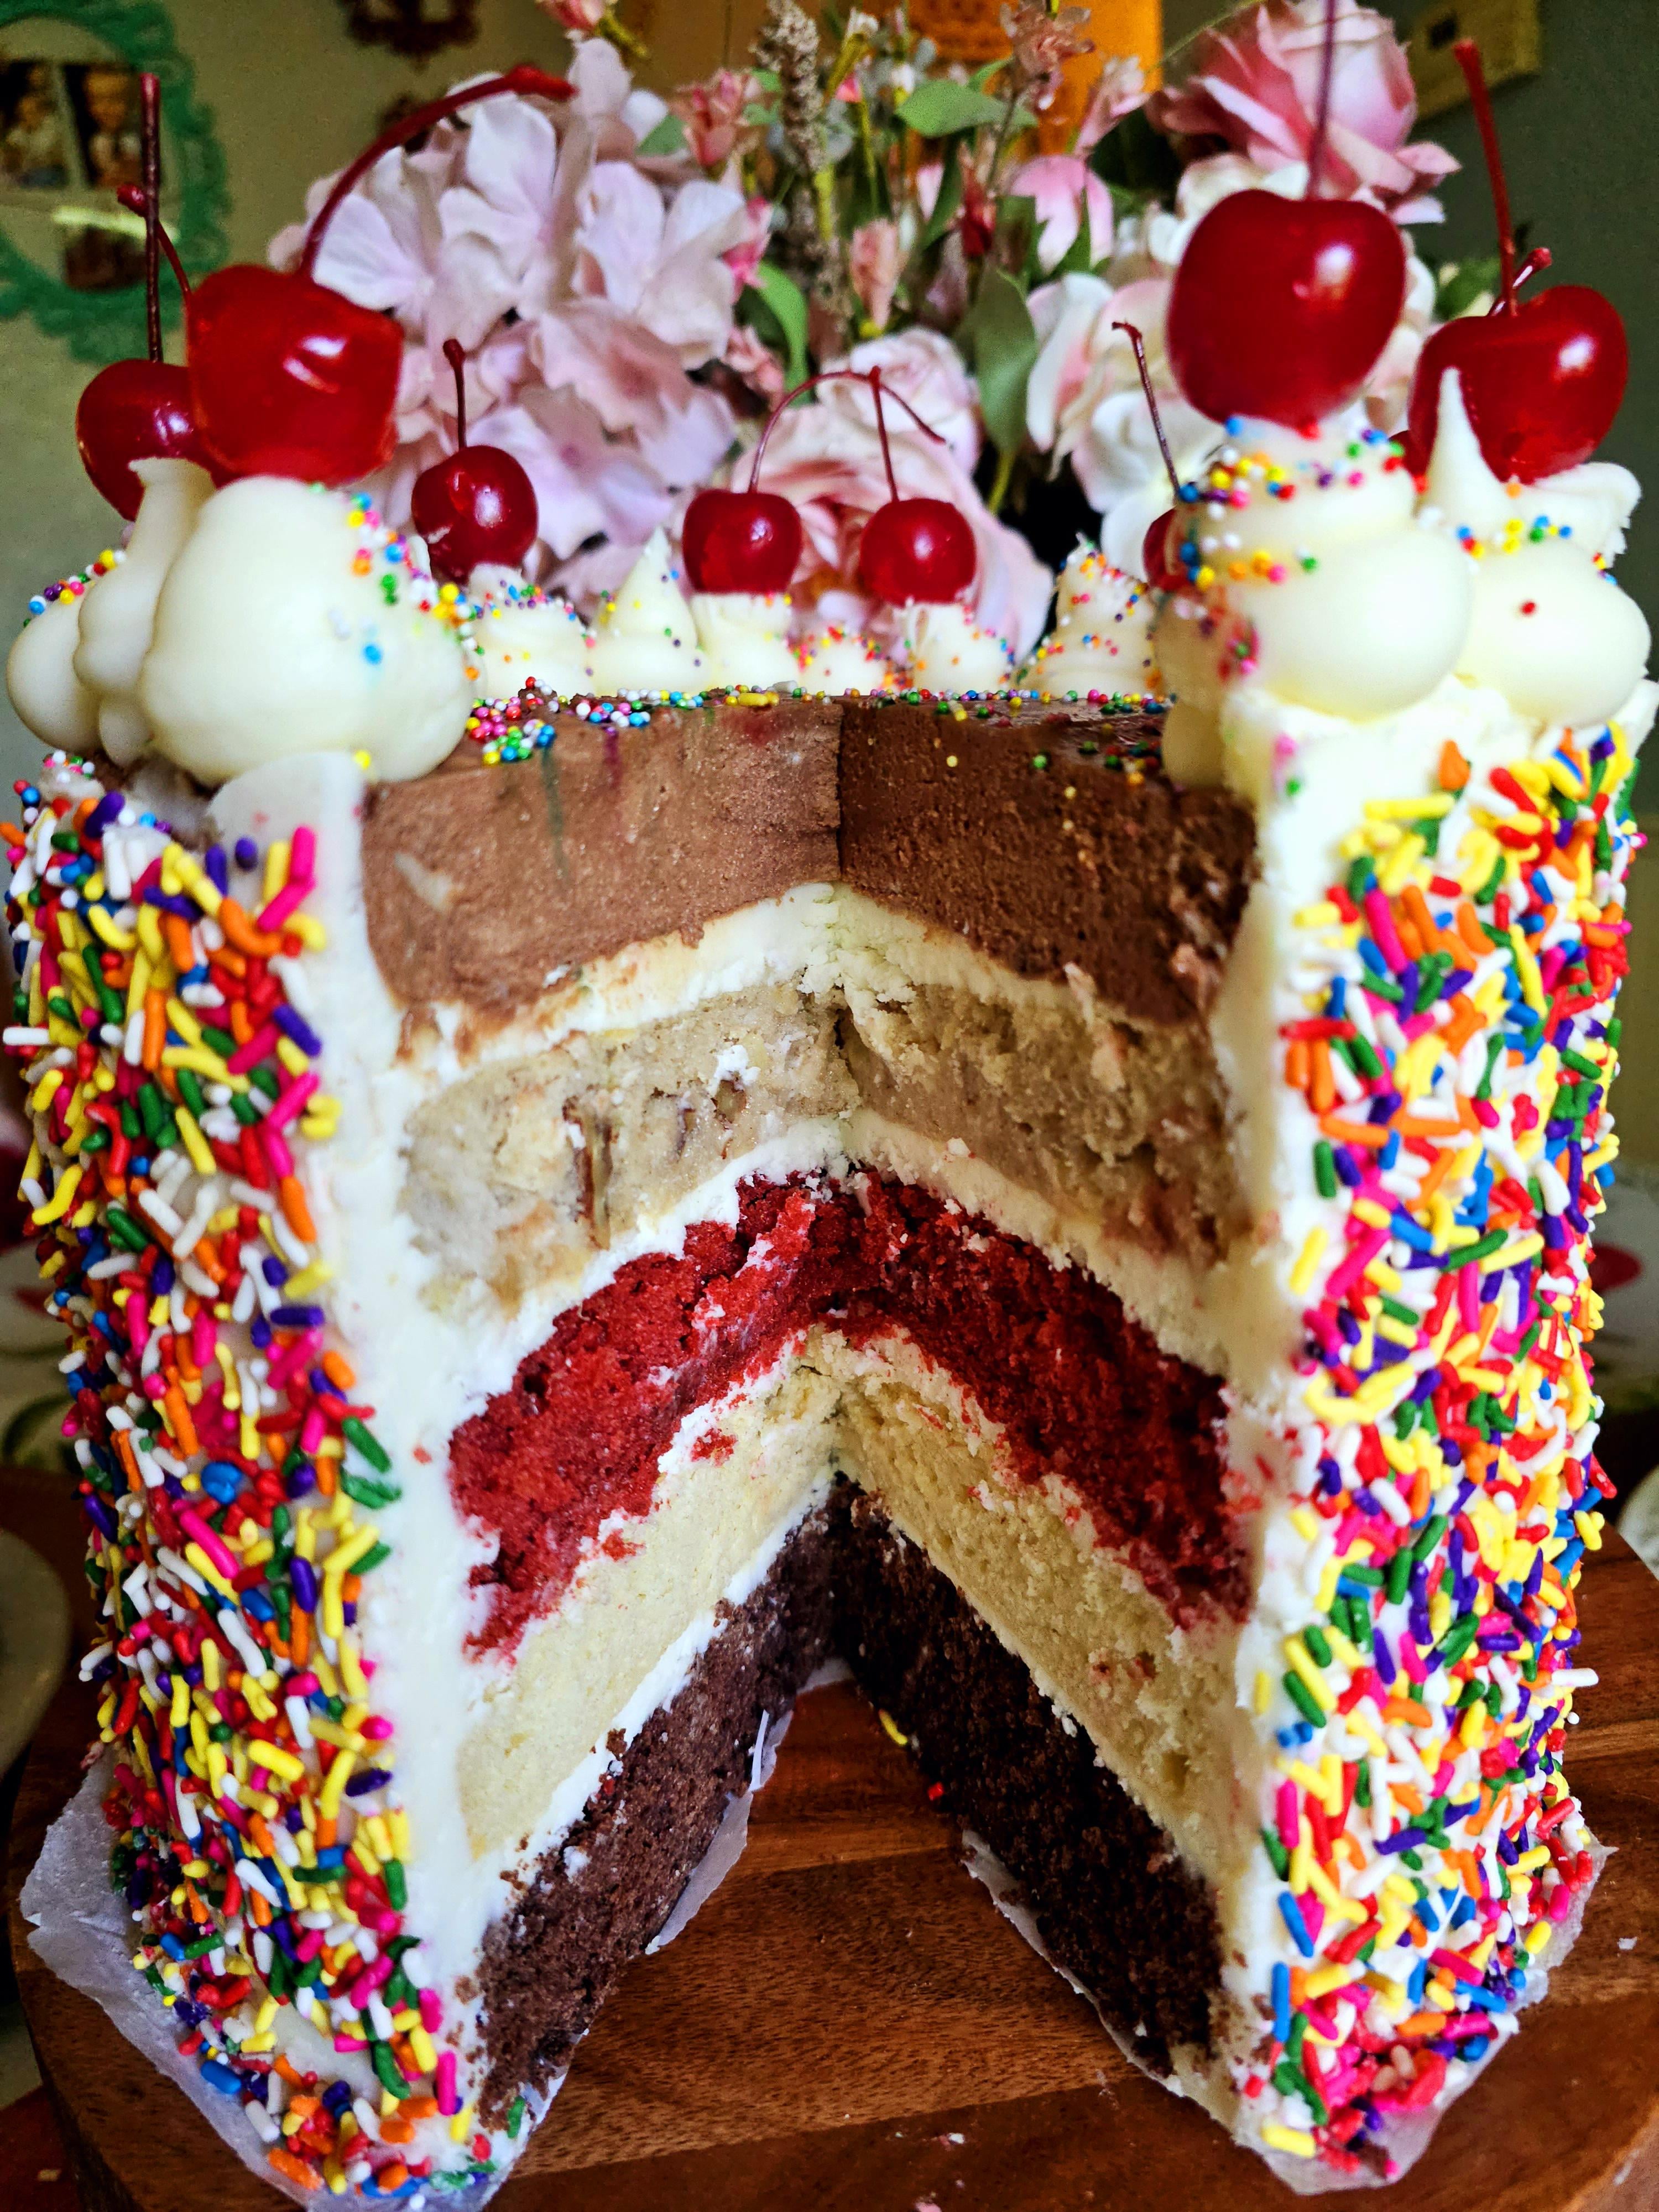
[315,1455,337,1498]
[1285,1038,1311,1091]
[1308,1039,1336,1115]
[379,2120,416,2146]
[275,2056,308,2088]
[142,990,166,1069]
[267,2147,321,2191]
[1438,740,1470,792]
[317,1817,337,1848]
[248,1888,273,1928]
[229,998,254,1045]
[321,1350,356,1390]
[163,1385,200,1457]
[218,897,282,958]
[1395,917,1425,965]
[163,914,195,973]
[1385,1697,1433,1730]
[376,2166,409,2194]
[289,1610,310,1666]
[279,1174,317,1243]
[1320,1117,1387,1149]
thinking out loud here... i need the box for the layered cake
[8,59,1655,2209]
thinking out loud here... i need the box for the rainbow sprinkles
[3,762,500,2199]
[1240,719,1636,2174]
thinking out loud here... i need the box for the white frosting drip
[1020,546,1155,698]
[74,460,215,766]
[901,601,1013,695]
[472,588,592,703]
[795,627,890,695]
[139,478,474,785]
[6,591,96,752]
[585,528,707,695]
[689,591,799,690]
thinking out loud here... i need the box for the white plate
[0,1529,70,1775]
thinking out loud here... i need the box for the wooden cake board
[9,1533,1659,2212]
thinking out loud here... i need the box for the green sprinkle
[356,1541,393,1574]
[342,1416,390,1473]
[1284,1671,1324,1726]
[372,2042,414,2099]
[1314,1141,1337,1199]
[1455,1229,1507,1267]
[507,2095,526,2139]
[1387,1548,1413,1605]
[1261,1824,1290,1879]
[1413,1514,1448,1563]
[384,1858,408,1910]
[342,1471,402,1509]
[1302,1624,1332,1667]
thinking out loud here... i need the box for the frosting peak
[902,601,1013,696]
[1021,545,1154,700]
[585,529,707,696]
[690,590,798,690]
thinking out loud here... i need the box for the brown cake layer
[472,1499,837,2121]
[830,1486,1223,2075]
[359,702,1257,1024]
[362,700,840,1016]
[838,701,1256,1022]
[472,1481,1224,2122]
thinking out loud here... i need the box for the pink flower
[751,398,1051,655]
[723,196,772,296]
[723,321,786,409]
[1073,56,1147,155]
[1003,3,1095,111]
[669,68,760,171]
[532,301,734,481]
[572,164,749,365]
[1007,154,1113,275]
[1149,0,1455,219]
[820,329,979,476]
[539,0,605,32]
[848,218,901,333]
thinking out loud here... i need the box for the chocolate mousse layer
[362,699,840,1016]
[839,701,1257,1024]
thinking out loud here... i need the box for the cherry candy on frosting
[75,74,214,519]
[187,67,570,488]
[411,340,539,584]
[1402,43,1625,483]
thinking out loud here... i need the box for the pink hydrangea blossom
[1007,154,1113,274]
[1149,0,1455,221]
[849,218,901,333]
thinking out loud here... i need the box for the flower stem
[988,445,1016,515]
[599,9,650,65]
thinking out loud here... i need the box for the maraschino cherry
[74,74,211,519]
[410,340,539,582]
[186,66,570,488]
[1401,41,1626,482]
[682,476,802,596]
[1112,322,1188,592]
[1165,0,1405,429]
[855,370,975,604]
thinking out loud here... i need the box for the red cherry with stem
[74,74,213,519]
[854,369,975,604]
[1111,320,1190,592]
[187,67,570,488]
[1166,0,1405,429]
[1401,42,1626,482]
[410,341,539,583]
[682,489,801,594]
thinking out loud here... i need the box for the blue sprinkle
[1272,1960,1291,2041]
[1279,1891,1314,1958]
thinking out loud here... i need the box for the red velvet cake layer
[448,1175,1244,1654]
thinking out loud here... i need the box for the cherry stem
[139,73,160,361]
[1453,39,1516,311]
[869,368,899,503]
[444,338,468,448]
[1506,243,1552,300]
[116,184,190,303]
[1112,322,1179,500]
[1306,0,1338,201]
[299,66,571,281]
[747,367,946,492]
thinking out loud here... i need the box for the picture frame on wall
[0,1,227,361]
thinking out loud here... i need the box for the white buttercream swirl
[1020,546,1155,700]
[470,574,592,703]
[795,626,891,696]
[75,458,215,765]
[585,529,707,695]
[902,602,1013,695]
[689,591,799,690]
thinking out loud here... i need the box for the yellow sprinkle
[1290,1227,1327,1297]
[1262,2122,1316,2158]
[450,2104,477,2145]
[1254,1670,1274,1715]
[319,1750,356,1819]
[175,1105,216,1177]
[1303,1963,1360,2000]
[1284,1636,1336,1714]
[878,1708,910,1747]
[1526,1921,1552,1957]
[247,1739,305,1785]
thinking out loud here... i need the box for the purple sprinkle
[234,837,258,871]
[273,1004,322,1057]
[204,844,229,894]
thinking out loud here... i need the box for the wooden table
[7,1530,1658,2212]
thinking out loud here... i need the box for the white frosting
[795,626,891,695]
[1020,546,1155,698]
[5,591,96,751]
[73,460,215,766]
[472,589,592,703]
[1423,368,1641,564]
[689,591,799,690]
[1458,538,1652,727]
[139,477,474,785]
[585,528,708,695]
[901,601,1014,695]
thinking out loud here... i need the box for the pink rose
[821,328,980,476]
[723,321,786,409]
[1007,154,1113,275]
[848,218,901,334]
[1074,56,1147,156]
[669,68,760,173]
[1149,0,1455,218]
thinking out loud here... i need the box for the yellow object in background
[908,0,1162,147]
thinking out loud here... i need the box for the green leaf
[897,80,1009,137]
[967,58,1011,92]
[962,265,1039,462]
[635,113,687,157]
[748,263,810,389]
[1089,106,1181,200]
[918,137,964,250]
[992,193,1038,286]
[1434,253,1503,321]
